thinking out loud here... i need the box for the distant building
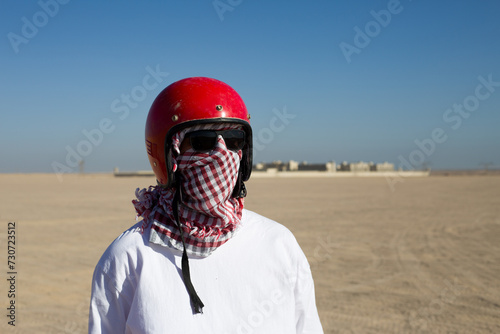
[255,162,265,170]
[338,161,350,171]
[288,160,299,171]
[298,161,327,171]
[375,162,395,172]
[255,160,292,172]
[326,161,336,173]
[254,160,394,173]
[350,161,370,172]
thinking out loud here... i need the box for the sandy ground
[0,173,499,333]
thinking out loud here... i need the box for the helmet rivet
[172,115,179,121]
[216,105,223,111]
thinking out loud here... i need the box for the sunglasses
[184,129,246,152]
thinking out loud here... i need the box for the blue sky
[1,0,499,173]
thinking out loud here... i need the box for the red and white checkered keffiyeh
[133,123,244,257]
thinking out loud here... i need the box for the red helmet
[145,77,252,189]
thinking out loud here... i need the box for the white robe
[89,209,324,333]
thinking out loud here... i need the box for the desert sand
[0,173,499,333]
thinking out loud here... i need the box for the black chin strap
[172,187,204,314]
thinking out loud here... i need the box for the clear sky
[1,0,499,173]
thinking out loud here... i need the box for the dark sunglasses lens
[222,130,245,150]
[189,132,217,152]
[188,130,245,152]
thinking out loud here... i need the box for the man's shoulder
[109,221,148,251]
[95,221,150,273]
[238,209,308,268]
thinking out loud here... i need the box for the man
[89,77,323,333]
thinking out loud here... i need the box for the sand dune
[0,174,499,333]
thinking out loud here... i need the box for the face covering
[133,123,244,258]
